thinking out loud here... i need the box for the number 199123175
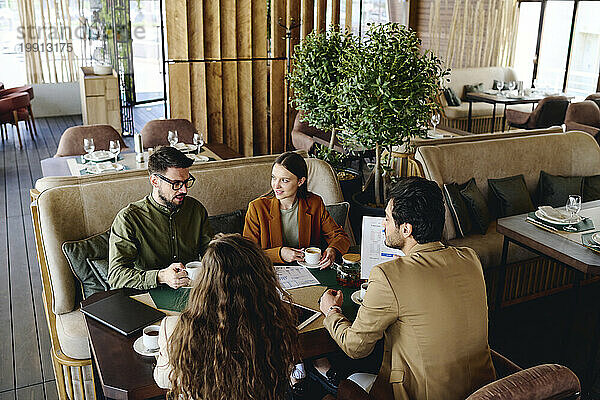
[15,42,73,52]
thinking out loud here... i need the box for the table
[40,143,242,177]
[465,92,547,133]
[83,268,361,400]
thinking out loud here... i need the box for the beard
[157,187,185,212]
[384,230,404,249]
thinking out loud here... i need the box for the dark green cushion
[62,231,110,299]
[488,174,535,218]
[462,82,484,100]
[443,182,473,237]
[208,209,246,234]
[325,202,350,228]
[537,171,583,208]
[443,88,461,106]
[459,178,491,234]
[583,174,600,202]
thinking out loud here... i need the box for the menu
[275,266,320,290]
[360,216,404,279]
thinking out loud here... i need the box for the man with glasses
[108,146,213,290]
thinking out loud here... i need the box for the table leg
[494,237,510,312]
[560,271,582,365]
[502,104,507,132]
[491,104,497,133]
[468,101,473,132]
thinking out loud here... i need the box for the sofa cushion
[325,202,350,229]
[444,182,473,237]
[62,231,110,299]
[56,309,91,359]
[460,178,491,234]
[462,82,484,100]
[583,174,600,202]
[208,209,246,234]
[488,175,534,218]
[443,88,461,106]
[537,171,583,208]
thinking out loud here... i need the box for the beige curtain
[16,0,83,83]
[427,0,519,68]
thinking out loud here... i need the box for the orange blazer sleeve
[318,199,350,256]
[243,199,284,264]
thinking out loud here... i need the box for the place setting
[76,138,127,175]
[581,231,600,254]
[526,196,594,233]
[167,130,214,163]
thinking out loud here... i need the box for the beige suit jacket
[324,242,496,400]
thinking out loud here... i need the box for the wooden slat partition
[165,0,348,156]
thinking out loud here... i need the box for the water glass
[566,195,582,219]
[193,132,204,154]
[168,130,178,147]
[83,138,95,160]
[109,140,120,163]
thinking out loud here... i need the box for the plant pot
[336,167,361,204]
[351,187,386,243]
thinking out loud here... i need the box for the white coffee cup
[185,261,202,282]
[142,325,160,351]
[359,282,369,301]
[304,247,322,265]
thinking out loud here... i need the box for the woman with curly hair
[153,233,300,400]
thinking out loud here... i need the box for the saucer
[297,260,321,270]
[133,336,159,357]
[351,290,363,305]
[592,232,600,245]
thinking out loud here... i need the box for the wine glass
[168,130,178,147]
[431,113,441,136]
[566,195,582,220]
[109,140,120,164]
[193,132,204,154]
[495,80,504,95]
[83,138,95,162]
[507,81,516,95]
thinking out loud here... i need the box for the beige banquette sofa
[31,152,347,399]
[441,67,532,133]
[415,131,600,304]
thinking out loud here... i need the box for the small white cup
[185,261,202,282]
[304,247,322,265]
[142,325,160,351]
[359,282,369,301]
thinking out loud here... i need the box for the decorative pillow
[537,171,583,208]
[443,88,461,106]
[583,174,600,202]
[459,178,492,234]
[462,82,484,100]
[443,182,473,237]
[208,209,246,234]
[488,174,535,218]
[325,202,350,228]
[62,231,110,299]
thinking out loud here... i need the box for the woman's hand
[280,247,305,263]
[318,247,337,270]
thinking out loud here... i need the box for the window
[513,2,541,87]
[0,1,26,87]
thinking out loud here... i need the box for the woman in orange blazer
[243,151,350,268]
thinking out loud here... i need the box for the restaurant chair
[0,92,35,148]
[585,93,600,108]
[0,84,38,136]
[140,118,196,148]
[55,124,128,157]
[565,101,600,142]
[505,96,569,130]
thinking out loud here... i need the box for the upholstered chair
[585,93,600,109]
[140,118,196,149]
[506,96,569,130]
[55,124,128,157]
[565,101,600,142]
[0,92,35,148]
[0,85,37,136]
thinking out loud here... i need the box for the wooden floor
[0,103,163,400]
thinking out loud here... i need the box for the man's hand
[318,247,337,270]
[157,263,190,289]
[280,247,305,263]
[319,289,343,315]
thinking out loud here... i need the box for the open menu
[360,216,404,279]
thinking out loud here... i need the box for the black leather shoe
[325,367,341,386]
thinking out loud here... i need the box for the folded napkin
[537,206,576,223]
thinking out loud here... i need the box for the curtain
[16,0,85,83]
[427,0,519,68]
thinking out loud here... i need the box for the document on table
[275,266,320,290]
[360,216,404,279]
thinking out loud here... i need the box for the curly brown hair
[167,234,300,400]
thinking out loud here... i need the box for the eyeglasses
[155,173,196,190]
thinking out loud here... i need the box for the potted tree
[336,23,448,207]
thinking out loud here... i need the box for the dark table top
[466,91,549,105]
[497,200,600,275]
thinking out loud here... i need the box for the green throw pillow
[459,178,491,234]
[537,171,583,208]
[443,182,473,237]
[443,88,461,106]
[208,209,246,234]
[325,202,350,228]
[583,174,600,202]
[488,174,535,218]
[462,82,484,100]
[62,231,110,299]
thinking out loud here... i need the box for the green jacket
[108,195,213,289]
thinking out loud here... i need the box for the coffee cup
[142,325,160,351]
[185,261,202,282]
[304,247,322,265]
[359,282,369,301]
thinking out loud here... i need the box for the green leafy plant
[312,143,347,171]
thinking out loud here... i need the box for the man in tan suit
[319,177,496,399]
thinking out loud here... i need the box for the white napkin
[537,206,574,222]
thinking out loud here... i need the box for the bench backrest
[447,66,518,99]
